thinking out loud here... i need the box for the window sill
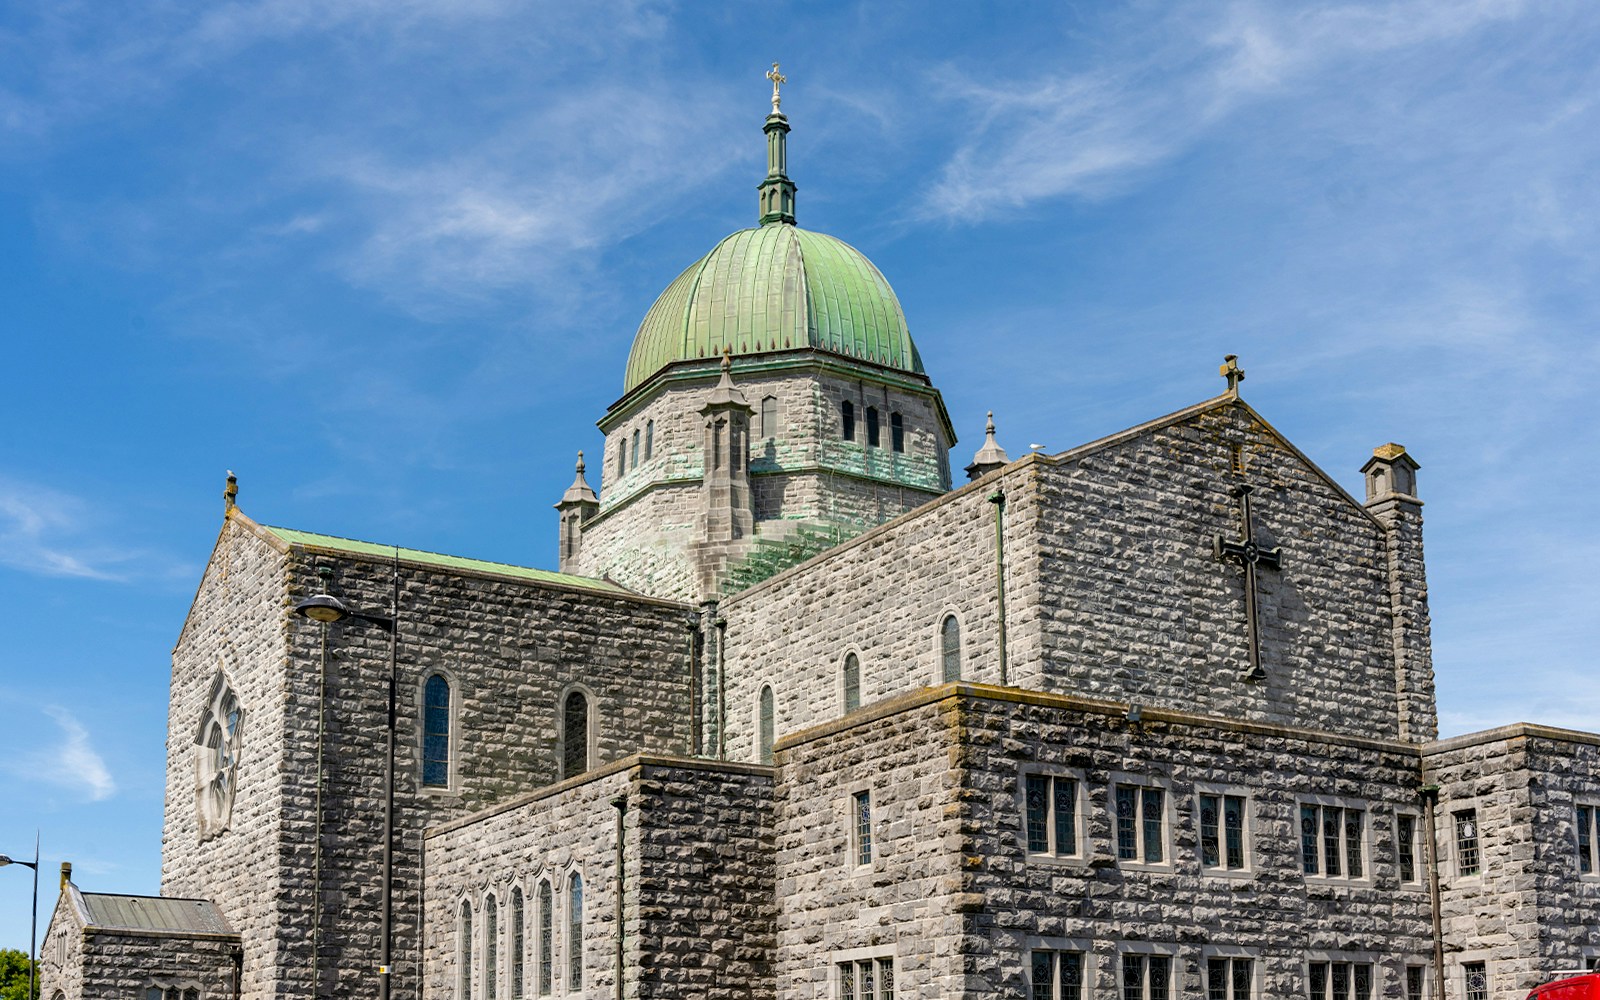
[1115,860,1176,875]
[1200,867,1256,882]
[1025,852,1090,869]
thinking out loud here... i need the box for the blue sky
[2,0,1598,952]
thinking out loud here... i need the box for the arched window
[758,685,775,764]
[644,420,654,460]
[940,616,962,683]
[630,429,640,469]
[568,874,584,990]
[423,674,451,788]
[843,653,861,713]
[562,690,590,779]
[536,881,553,996]
[842,400,855,441]
[511,888,525,1000]
[485,894,499,1000]
[616,442,625,478]
[761,396,778,438]
[866,406,881,447]
[460,900,474,1000]
[891,412,905,453]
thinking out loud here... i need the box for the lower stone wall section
[1425,726,1600,996]
[772,685,1436,1000]
[424,754,775,1000]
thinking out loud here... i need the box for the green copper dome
[623,224,924,393]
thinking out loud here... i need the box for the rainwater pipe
[611,794,627,1000]
[1422,784,1447,999]
[988,489,1009,686]
[715,617,728,759]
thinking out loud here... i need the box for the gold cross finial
[767,62,787,112]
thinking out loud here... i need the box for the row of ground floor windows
[457,875,582,999]
[840,953,1481,1000]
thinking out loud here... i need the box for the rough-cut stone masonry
[718,457,1030,762]
[1031,399,1424,740]
[40,887,241,1000]
[1424,725,1600,997]
[577,356,950,601]
[773,684,1433,1000]
[424,754,775,1000]
[162,511,693,1000]
[160,515,292,999]
[720,396,1421,763]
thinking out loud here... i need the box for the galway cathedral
[38,73,1600,1000]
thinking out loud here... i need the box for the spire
[561,451,599,505]
[758,62,797,226]
[965,411,1012,481]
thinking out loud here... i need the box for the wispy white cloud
[921,0,1534,222]
[3,707,117,802]
[0,478,128,580]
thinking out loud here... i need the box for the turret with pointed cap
[966,412,1011,481]
[554,451,600,573]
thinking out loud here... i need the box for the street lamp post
[292,555,399,1000]
[1,834,40,1000]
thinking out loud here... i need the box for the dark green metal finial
[759,62,797,226]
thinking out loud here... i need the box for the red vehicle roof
[1529,974,1600,998]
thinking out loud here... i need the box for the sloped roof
[80,893,234,935]
[261,525,632,595]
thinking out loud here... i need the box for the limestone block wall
[577,355,952,601]
[424,754,775,1000]
[161,514,293,998]
[1032,400,1408,740]
[769,692,967,999]
[76,931,238,1000]
[39,891,85,1000]
[275,546,695,998]
[1424,726,1600,996]
[718,462,1040,763]
[953,686,1432,999]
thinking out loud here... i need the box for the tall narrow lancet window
[761,395,778,439]
[423,674,451,788]
[644,420,654,460]
[940,616,962,683]
[842,401,856,441]
[460,901,474,1000]
[616,443,625,478]
[843,653,861,713]
[562,690,590,779]
[511,888,525,1000]
[891,412,905,452]
[567,874,584,990]
[630,429,640,469]
[758,685,775,764]
[536,881,553,996]
[485,895,499,1000]
[866,406,881,446]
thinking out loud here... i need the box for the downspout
[715,617,728,759]
[611,794,627,1000]
[313,618,328,998]
[988,490,1008,686]
[1422,784,1446,998]
[685,616,701,756]
[231,944,243,1000]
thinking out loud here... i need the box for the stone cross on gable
[1213,484,1281,682]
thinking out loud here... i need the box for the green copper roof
[623,224,924,393]
[263,526,630,594]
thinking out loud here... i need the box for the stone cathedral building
[39,77,1600,1000]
